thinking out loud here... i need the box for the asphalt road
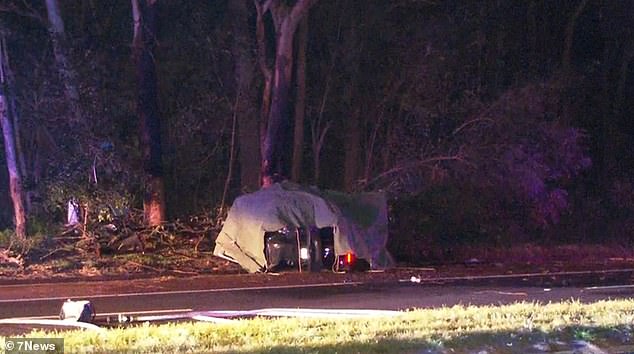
[1,269,634,321]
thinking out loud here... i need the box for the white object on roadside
[59,299,95,323]
[300,248,309,260]
[67,200,80,225]
[410,276,422,283]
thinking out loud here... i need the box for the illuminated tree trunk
[0,33,28,212]
[258,0,318,187]
[0,37,26,239]
[261,21,294,186]
[45,0,83,124]
[132,0,165,226]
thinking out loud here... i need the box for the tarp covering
[213,182,394,273]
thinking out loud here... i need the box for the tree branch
[562,0,590,72]
[254,1,272,83]
[363,155,467,190]
[452,117,495,136]
[287,0,318,33]
[254,0,273,13]
[0,1,46,24]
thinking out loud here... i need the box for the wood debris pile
[38,210,222,261]
[0,248,23,268]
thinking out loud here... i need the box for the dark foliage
[0,0,632,261]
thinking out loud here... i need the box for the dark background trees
[0,0,632,261]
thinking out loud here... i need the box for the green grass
[2,300,634,353]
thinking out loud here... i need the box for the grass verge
[2,300,634,353]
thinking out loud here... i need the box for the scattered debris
[571,340,608,354]
[0,248,23,268]
[532,342,550,352]
[464,258,482,267]
[473,290,528,296]
[106,307,402,324]
[1,303,402,334]
[116,234,145,253]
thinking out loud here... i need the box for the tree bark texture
[259,0,318,187]
[255,2,272,161]
[337,10,363,192]
[0,36,28,211]
[45,0,83,124]
[261,26,293,186]
[599,38,620,181]
[562,0,590,74]
[231,0,261,191]
[0,169,10,228]
[291,17,307,183]
[132,0,165,226]
[0,89,26,239]
[344,108,361,192]
[560,0,589,126]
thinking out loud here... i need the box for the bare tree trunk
[0,97,25,239]
[343,108,361,192]
[231,0,261,191]
[9,89,26,199]
[337,8,362,192]
[364,108,383,184]
[0,36,26,239]
[220,94,239,216]
[562,0,590,74]
[600,39,619,182]
[261,26,294,186]
[615,42,634,116]
[310,118,329,185]
[310,72,331,185]
[255,1,272,165]
[560,0,589,126]
[45,0,83,124]
[259,0,318,187]
[291,18,307,183]
[0,35,28,212]
[132,0,165,226]
[602,39,634,182]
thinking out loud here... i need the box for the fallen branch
[164,250,199,260]
[170,269,199,275]
[58,224,81,237]
[52,236,83,240]
[40,247,71,261]
[194,233,207,253]
[126,260,163,273]
[452,117,494,135]
[0,248,23,267]
[363,155,467,190]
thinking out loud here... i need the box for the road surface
[1,269,634,321]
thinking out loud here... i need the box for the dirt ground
[2,242,634,286]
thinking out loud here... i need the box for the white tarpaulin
[213,182,394,272]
